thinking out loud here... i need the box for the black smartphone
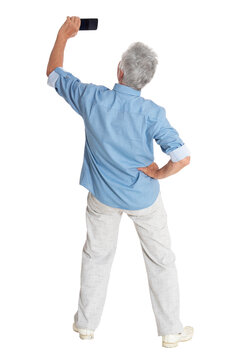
[79,18,98,31]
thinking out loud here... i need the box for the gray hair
[119,42,158,91]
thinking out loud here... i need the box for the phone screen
[79,19,98,30]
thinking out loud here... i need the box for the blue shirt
[47,67,190,210]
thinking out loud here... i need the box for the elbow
[46,66,53,77]
[46,68,51,77]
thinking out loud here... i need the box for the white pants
[76,190,183,336]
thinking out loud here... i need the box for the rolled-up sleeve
[47,67,98,118]
[153,107,191,162]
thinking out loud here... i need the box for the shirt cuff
[169,144,191,162]
[47,67,64,88]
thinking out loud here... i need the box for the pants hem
[157,326,184,337]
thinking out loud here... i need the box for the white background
[1,0,240,358]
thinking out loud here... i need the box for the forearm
[157,157,190,179]
[46,33,67,77]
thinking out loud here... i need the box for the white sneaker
[162,326,194,348]
[72,312,94,340]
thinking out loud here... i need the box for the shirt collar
[113,83,141,96]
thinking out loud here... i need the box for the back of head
[119,42,158,91]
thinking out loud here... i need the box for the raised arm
[46,16,81,77]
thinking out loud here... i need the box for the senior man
[46,16,193,347]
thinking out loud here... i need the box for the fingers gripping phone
[79,18,98,30]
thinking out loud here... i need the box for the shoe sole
[72,323,94,340]
[162,335,193,348]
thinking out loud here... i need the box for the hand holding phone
[58,16,81,39]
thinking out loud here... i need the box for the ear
[117,62,124,82]
[119,68,124,80]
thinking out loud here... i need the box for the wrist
[156,169,163,179]
[57,31,68,43]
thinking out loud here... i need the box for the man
[46,16,193,347]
